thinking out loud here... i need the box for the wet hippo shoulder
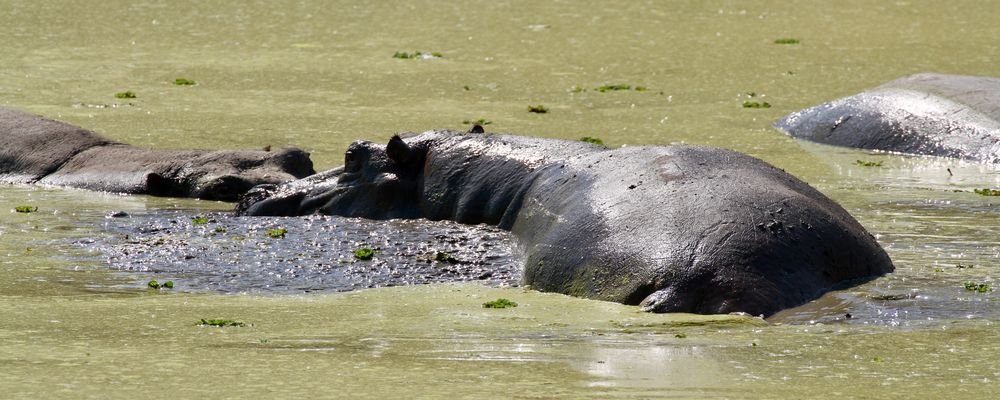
[238,128,894,316]
[0,107,315,201]
[774,73,1000,162]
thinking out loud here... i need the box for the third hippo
[775,73,1000,162]
[1,107,314,201]
[238,128,894,316]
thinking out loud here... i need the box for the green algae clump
[964,282,992,293]
[973,188,1000,196]
[580,137,605,146]
[527,105,549,114]
[855,160,883,167]
[196,319,246,327]
[14,206,38,213]
[354,247,376,260]
[115,91,137,99]
[173,78,197,86]
[774,38,800,44]
[482,298,518,309]
[742,101,771,108]
[266,228,288,238]
[147,280,174,290]
[191,216,209,225]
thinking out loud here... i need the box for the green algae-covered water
[2,1,999,398]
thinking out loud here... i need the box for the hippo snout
[194,175,260,202]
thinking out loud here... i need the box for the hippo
[237,128,893,316]
[1,108,315,201]
[775,73,1000,162]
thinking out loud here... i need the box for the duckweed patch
[393,51,443,59]
[595,84,632,92]
[580,137,605,146]
[964,282,992,293]
[354,247,376,260]
[196,319,246,327]
[593,84,647,93]
[527,105,549,114]
[742,101,771,108]
[115,91,136,99]
[266,228,288,238]
[173,78,196,85]
[973,188,1000,196]
[434,251,460,264]
[774,38,800,44]
[147,280,174,289]
[855,160,883,167]
[482,298,518,308]
[14,206,38,213]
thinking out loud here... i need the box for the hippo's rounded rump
[514,145,893,316]
[774,73,1000,162]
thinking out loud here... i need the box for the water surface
[2,1,999,398]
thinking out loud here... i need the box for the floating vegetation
[570,85,586,93]
[115,91,137,99]
[595,84,632,92]
[196,319,246,327]
[392,51,443,59]
[973,188,1000,196]
[434,251,460,264]
[774,38,800,44]
[482,298,518,308]
[742,101,771,109]
[463,85,471,91]
[354,247,376,260]
[462,118,492,126]
[855,160,883,167]
[14,206,38,213]
[527,105,549,114]
[964,282,992,293]
[580,137,605,146]
[191,216,209,226]
[147,280,174,289]
[593,84,648,93]
[266,227,288,238]
[173,78,197,86]
[214,226,228,234]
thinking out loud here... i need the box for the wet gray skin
[238,128,894,316]
[775,73,1000,162]
[0,107,315,201]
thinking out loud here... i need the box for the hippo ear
[386,135,414,164]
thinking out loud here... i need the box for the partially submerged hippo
[238,128,893,316]
[775,73,1000,162]
[1,108,314,201]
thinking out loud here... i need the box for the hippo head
[147,147,315,202]
[302,135,426,218]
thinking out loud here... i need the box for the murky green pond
[2,1,998,398]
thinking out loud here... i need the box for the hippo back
[0,108,115,183]
[775,73,1000,162]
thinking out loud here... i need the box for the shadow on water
[88,211,522,294]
